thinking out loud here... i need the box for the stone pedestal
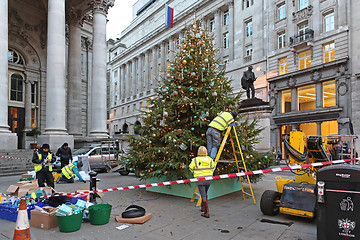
[37,135,74,151]
[0,133,18,150]
[239,98,273,152]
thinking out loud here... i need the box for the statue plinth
[239,97,269,109]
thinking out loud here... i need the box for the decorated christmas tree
[127,19,271,181]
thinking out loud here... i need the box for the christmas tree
[127,19,271,181]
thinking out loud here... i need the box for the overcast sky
[107,0,138,40]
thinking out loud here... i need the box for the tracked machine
[260,131,356,218]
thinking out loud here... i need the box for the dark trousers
[60,158,70,169]
[197,180,212,199]
[36,169,54,188]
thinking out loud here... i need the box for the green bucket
[57,211,83,232]
[89,203,112,225]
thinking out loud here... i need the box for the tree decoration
[126,18,270,182]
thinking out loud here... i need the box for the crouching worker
[57,161,86,183]
[189,146,216,218]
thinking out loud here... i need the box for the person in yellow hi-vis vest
[31,143,55,188]
[206,111,238,160]
[57,161,86,183]
[189,146,216,218]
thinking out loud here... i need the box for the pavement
[0,168,316,240]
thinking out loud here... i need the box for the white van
[54,146,130,174]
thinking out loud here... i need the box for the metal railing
[289,29,314,46]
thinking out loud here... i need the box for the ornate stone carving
[287,76,296,87]
[269,96,276,108]
[269,82,276,91]
[337,64,348,76]
[292,5,313,23]
[226,0,234,7]
[310,70,322,82]
[9,9,47,49]
[87,0,115,15]
[67,7,85,26]
[338,82,348,96]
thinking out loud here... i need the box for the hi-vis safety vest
[34,152,53,172]
[62,163,76,179]
[189,156,215,178]
[209,112,234,131]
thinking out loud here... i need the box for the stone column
[24,81,32,130]
[0,0,17,148]
[45,0,67,135]
[126,62,130,98]
[138,56,143,92]
[152,46,158,88]
[214,9,222,50]
[160,41,166,78]
[89,0,114,137]
[227,1,234,60]
[121,64,125,99]
[169,37,175,62]
[144,51,149,90]
[316,122,322,136]
[131,59,136,96]
[67,9,83,137]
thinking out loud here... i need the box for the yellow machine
[260,131,356,218]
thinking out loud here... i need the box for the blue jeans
[206,128,221,160]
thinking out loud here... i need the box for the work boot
[200,201,205,212]
[201,200,209,218]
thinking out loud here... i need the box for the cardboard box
[21,174,33,179]
[30,207,58,230]
[115,213,152,224]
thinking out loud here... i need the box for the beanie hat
[231,111,238,118]
[42,144,50,149]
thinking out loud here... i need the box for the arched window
[122,123,129,133]
[10,74,24,102]
[134,121,141,135]
[8,49,25,65]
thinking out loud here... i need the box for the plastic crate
[0,203,34,222]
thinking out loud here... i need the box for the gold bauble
[152,133,157,137]
[201,79,206,82]
[182,60,187,65]
[183,45,187,49]
[201,133,205,137]
[226,83,231,87]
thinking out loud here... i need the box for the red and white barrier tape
[0,155,31,161]
[0,158,358,200]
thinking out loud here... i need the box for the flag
[165,5,174,28]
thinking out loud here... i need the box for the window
[279,57,287,75]
[277,3,286,20]
[209,18,215,32]
[298,50,311,70]
[10,74,24,102]
[245,20,253,37]
[133,104,137,112]
[246,45,253,56]
[323,80,336,107]
[278,32,286,49]
[324,42,335,63]
[31,83,37,104]
[31,109,37,129]
[281,89,291,113]
[122,107,125,114]
[298,22,309,41]
[223,32,229,49]
[114,109,117,117]
[8,49,25,65]
[299,122,317,136]
[299,0,309,10]
[324,11,334,32]
[115,82,118,92]
[298,84,316,111]
[321,120,338,136]
[140,102,143,110]
[243,0,253,9]
[114,70,118,78]
[223,11,229,25]
[127,105,130,113]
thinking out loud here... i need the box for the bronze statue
[241,66,257,99]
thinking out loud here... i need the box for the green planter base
[146,177,242,200]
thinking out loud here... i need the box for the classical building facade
[1,0,114,150]
[108,0,360,152]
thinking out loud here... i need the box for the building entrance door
[8,107,25,149]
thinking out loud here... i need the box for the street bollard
[89,171,98,203]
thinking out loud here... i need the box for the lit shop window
[281,89,291,113]
[323,80,336,107]
[321,120,338,136]
[298,84,316,111]
[299,50,311,70]
[279,57,287,75]
[323,42,335,63]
